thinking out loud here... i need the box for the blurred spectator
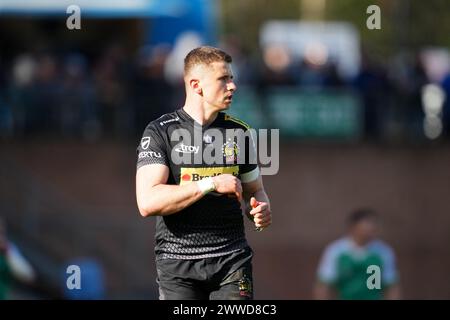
[294,42,329,87]
[164,31,203,86]
[313,208,401,300]
[132,45,173,135]
[0,217,36,300]
[93,44,130,137]
[220,35,257,86]
[259,44,296,87]
[323,62,345,88]
[404,55,428,140]
[59,53,97,139]
[163,32,203,108]
[9,53,37,136]
[352,54,391,141]
[255,44,296,126]
[30,53,61,134]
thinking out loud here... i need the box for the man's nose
[228,81,237,92]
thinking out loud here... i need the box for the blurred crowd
[231,40,450,142]
[0,44,176,141]
[0,40,449,142]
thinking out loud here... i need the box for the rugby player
[314,209,401,300]
[136,46,272,300]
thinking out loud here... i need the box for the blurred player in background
[136,46,271,300]
[0,217,36,300]
[313,208,401,300]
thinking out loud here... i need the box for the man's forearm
[140,182,205,217]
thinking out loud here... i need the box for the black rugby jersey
[137,108,259,260]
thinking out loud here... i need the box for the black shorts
[156,247,253,300]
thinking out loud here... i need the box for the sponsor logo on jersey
[238,275,253,298]
[141,136,151,150]
[174,143,199,154]
[160,117,179,126]
[179,166,239,185]
[222,139,240,163]
[203,134,213,144]
[138,151,162,159]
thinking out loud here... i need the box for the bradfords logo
[179,166,239,185]
[174,143,199,154]
[141,137,151,150]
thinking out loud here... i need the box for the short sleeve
[317,243,340,284]
[379,244,399,286]
[136,125,169,169]
[239,128,259,181]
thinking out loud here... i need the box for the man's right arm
[136,164,204,217]
[313,244,338,299]
[136,164,243,217]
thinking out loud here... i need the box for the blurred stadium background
[0,0,449,299]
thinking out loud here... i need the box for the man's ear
[189,79,202,95]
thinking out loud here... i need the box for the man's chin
[222,101,232,109]
[212,102,231,112]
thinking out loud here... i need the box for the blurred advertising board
[230,87,363,140]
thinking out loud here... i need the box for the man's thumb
[250,197,258,208]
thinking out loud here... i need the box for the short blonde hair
[184,46,232,76]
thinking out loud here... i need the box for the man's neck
[183,102,219,126]
[350,235,370,248]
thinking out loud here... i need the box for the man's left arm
[381,245,401,300]
[242,175,272,230]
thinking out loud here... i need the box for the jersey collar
[176,108,224,129]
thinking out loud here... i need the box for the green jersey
[317,237,398,300]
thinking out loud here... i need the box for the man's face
[351,218,378,244]
[198,61,237,111]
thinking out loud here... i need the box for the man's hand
[249,197,272,229]
[212,174,242,201]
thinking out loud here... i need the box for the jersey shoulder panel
[368,240,395,258]
[155,111,181,127]
[145,111,181,133]
[317,237,349,283]
[137,113,178,169]
[223,113,251,130]
[324,237,352,257]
